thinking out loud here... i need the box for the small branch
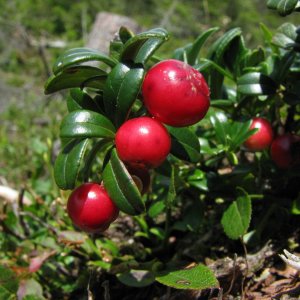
[224,253,237,296]
[19,211,58,235]
[18,188,31,236]
[240,237,249,299]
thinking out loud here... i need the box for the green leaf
[207,28,242,98]
[0,265,18,300]
[117,270,155,287]
[267,0,298,15]
[60,110,116,139]
[223,35,248,76]
[277,0,298,16]
[174,27,219,65]
[81,139,112,181]
[208,28,242,63]
[155,264,218,290]
[267,0,280,9]
[67,88,102,113]
[209,110,228,146]
[237,72,278,95]
[188,169,208,192]
[103,63,144,127]
[114,68,144,127]
[167,126,200,163]
[188,27,219,65]
[271,51,296,82]
[221,191,252,240]
[119,26,135,44]
[102,149,145,215]
[148,201,166,218]
[229,120,257,150]
[273,23,297,48]
[53,47,117,75]
[54,139,90,190]
[103,63,129,118]
[44,66,107,94]
[120,28,169,64]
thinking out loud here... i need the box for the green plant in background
[1,1,300,299]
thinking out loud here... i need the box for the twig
[19,211,58,235]
[240,237,249,299]
[224,253,237,296]
[18,188,31,236]
[101,280,110,300]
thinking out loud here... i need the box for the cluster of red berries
[244,117,300,168]
[67,59,210,233]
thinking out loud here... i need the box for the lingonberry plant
[35,1,300,296]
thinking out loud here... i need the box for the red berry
[244,117,273,151]
[67,183,119,233]
[115,117,171,168]
[270,134,300,169]
[142,59,210,127]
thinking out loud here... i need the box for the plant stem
[240,236,249,299]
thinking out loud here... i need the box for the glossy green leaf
[223,35,248,76]
[54,138,90,190]
[156,264,218,290]
[208,28,242,63]
[237,72,278,95]
[81,139,112,181]
[173,27,219,64]
[103,63,129,119]
[109,40,124,61]
[53,47,117,75]
[0,265,18,299]
[44,66,107,94]
[188,27,219,65]
[103,63,144,127]
[221,191,252,240]
[119,26,135,44]
[60,110,116,139]
[207,28,242,98]
[271,51,295,82]
[243,47,265,68]
[167,126,201,163]
[114,68,144,127]
[277,0,298,16]
[229,120,257,150]
[102,149,145,215]
[267,0,298,15]
[188,169,208,192]
[273,23,297,48]
[120,28,169,64]
[267,0,279,9]
[67,88,102,113]
[210,111,228,146]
